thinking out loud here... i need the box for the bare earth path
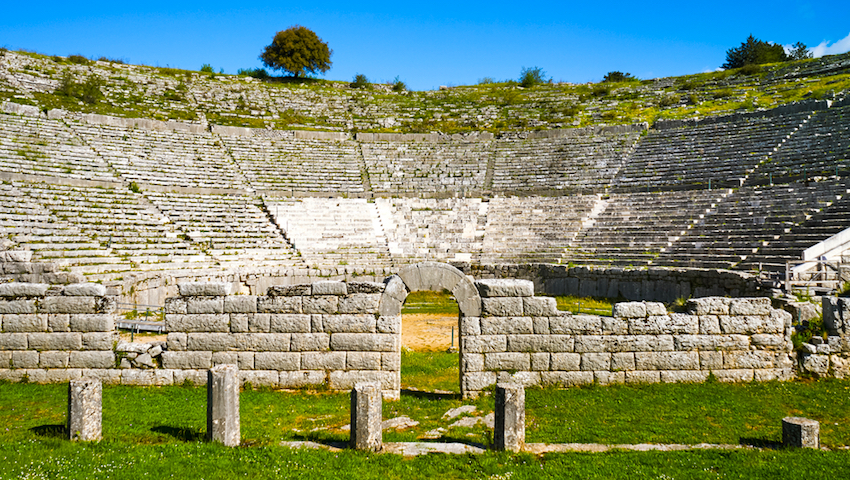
[402,314,458,351]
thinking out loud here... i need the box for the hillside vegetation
[1,48,848,134]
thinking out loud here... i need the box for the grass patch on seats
[550,295,615,316]
[1,379,850,478]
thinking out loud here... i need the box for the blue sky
[2,1,849,91]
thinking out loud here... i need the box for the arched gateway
[378,262,481,397]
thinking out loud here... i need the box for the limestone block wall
[801,297,850,379]
[0,282,118,383]
[163,281,401,398]
[461,279,795,396]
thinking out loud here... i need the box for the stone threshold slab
[279,441,767,456]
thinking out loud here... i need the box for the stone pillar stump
[494,383,525,452]
[350,381,382,451]
[782,417,819,448]
[207,364,240,447]
[68,378,102,442]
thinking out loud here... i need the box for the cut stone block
[179,282,231,296]
[350,381,382,451]
[68,378,102,442]
[782,417,819,448]
[494,383,525,452]
[207,364,240,447]
[475,279,534,298]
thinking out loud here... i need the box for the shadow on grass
[151,426,204,442]
[739,437,782,449]
[30,424,66,438]
[290,433,349,450]
[400,389,461,401]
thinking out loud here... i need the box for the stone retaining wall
[462,264,764,303]
[3,268,848,398]
[460,279,795,396]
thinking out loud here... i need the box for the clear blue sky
[3,1,849,91]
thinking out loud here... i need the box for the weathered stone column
[494,383,525,452]
[207,364,240,447]
[68,377,102,442]
[782,417,819,448]
[350,381,382,451]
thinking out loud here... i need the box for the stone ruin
[2,262,848,398]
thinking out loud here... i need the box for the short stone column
[350,381,382,451]
[68,378,102,442]
[782,417,819,448]
[494,383,525,452]
[207,364,240,447]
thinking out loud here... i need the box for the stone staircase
[265,197,391,267]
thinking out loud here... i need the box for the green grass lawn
[2,353,850,478]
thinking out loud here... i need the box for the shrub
[350,74,370,89]
[97,56,125,64]
[237,68,269,79]
[78,76,104,104]
[392,75,406,92]
[67,54,90,65]
[200,64,214,73]
[592,84,611,97]
[659,95,680,107]
[738,64,762,76]
[602,71,635,83]
[519,66,547,87]
[478,77,496,85]
[129,182,141,193]
[713,88,735,99]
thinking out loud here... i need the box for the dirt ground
[120,315,458,351]
[402,313,459,351]
[119,332,167,343]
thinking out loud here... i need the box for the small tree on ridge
[260,26,333,77]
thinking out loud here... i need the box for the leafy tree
[722,35,788,69]
[789,42,812,61]
[519,66,547,87]
[260,25,332,77]
[602,71,635,83]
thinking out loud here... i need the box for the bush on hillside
[603,71,635,83]
[519,66,547,87]
[350,74,370,89]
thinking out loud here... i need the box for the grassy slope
[2,49,849,134]
[2,370,850,479]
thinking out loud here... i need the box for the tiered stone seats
[71,122,245,189]
[615,112,811,190]
[375,197,487,263]
[361,139,490,195]
[223,134,365,194]
[742,180,850,271]
[145,192,298,267]
[6,181,209,278]
[749,104,850,183]
[491,130,639,192]
[481,196,598,264]
[0,113,116,181]
[564,190,726,267]
[656,183,844,270]
[264,197,391,267]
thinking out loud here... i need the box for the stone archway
[378,262,481,318]
[378,262,481,397]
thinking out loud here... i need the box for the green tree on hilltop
[722,35,788,69]
[789,42,813,61]
[260,26,333,77]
